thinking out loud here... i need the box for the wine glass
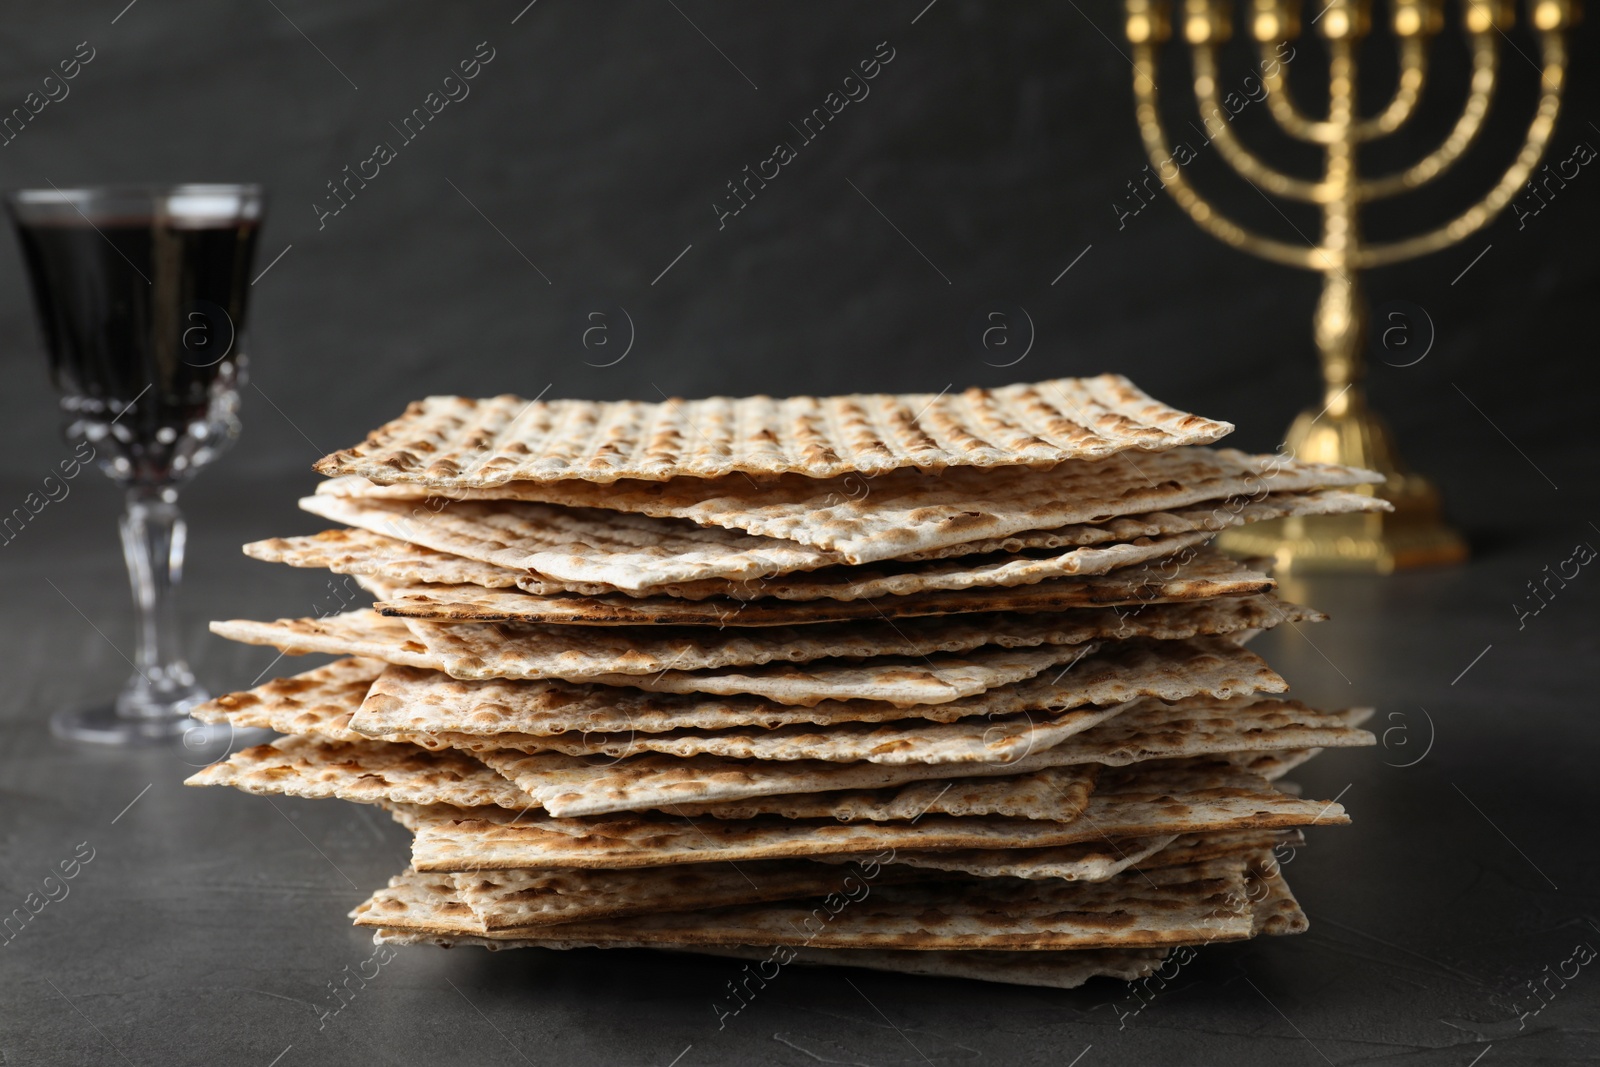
[6,184,264,744]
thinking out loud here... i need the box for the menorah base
[1215,400,1469,574]
[1216,505,1468,574]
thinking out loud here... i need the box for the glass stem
[116,485,202,718]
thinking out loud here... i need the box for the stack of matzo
[187,376,1380,989]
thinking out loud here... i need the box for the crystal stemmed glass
[6,184,264,744]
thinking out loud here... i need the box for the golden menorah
[1123,0,1575,572]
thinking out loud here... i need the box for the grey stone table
[1,467,1596,1067]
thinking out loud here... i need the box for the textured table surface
[0,471,1596,1067]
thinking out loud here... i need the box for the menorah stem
[1315,37,1365,412]
[1312,271,1365,411]
[1262,27,1457,572]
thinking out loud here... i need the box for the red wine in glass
[7,184,264,744]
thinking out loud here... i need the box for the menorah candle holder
[1124,0,1575,572]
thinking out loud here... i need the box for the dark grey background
[1,2,1596,1065]
[0,0,1596,483]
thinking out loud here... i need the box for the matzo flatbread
[302,491,1237,595]
[181,739,1107,825]
[189,657,378,741]
[462,863,924,931]
[183,735,529,810]
[189,732,1052,818]
[298,493,850,591]
[312,376,1235,485]
[1232,707,1375,781]
[372,549,1274,625]
[351,447,1383,564]
[208,610,1098,706]
[671,766,1103,823]
[382,636,1284,765]
[209,612,436,666]
[369,859,1297,977]
[420,839,1176,929]
[837,813,1295,885]
[1249,860,1309,937]
[315,481,1375,562]
[213,596,1310,702]
[829,833,1179,882]
[1234,749,1320,782]
[244,528,521,588]
[183,691,1364,820]
[1134,829,1294,872]
[356,861,910,932]
[398,594,1309,681]
[407,762,1350,869]
[348,637,1282,737]
[363,859,1258,950]
[293,488,1378,599]
[356,870,484,934]
[430,700,1135,766]
[475,695,1373,818]
[209,658,1140,766]
[884,487,1384,562]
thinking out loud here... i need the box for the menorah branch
[1350,36,1427,139]
[1132,43,1325,268]
[1257,34,1427,144]
[1258,41,1340,143]
[1359,31,1566,266]
[1357,33,1498,199]
[1193,44,1332,201]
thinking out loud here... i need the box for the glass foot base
[50,699,242,748]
